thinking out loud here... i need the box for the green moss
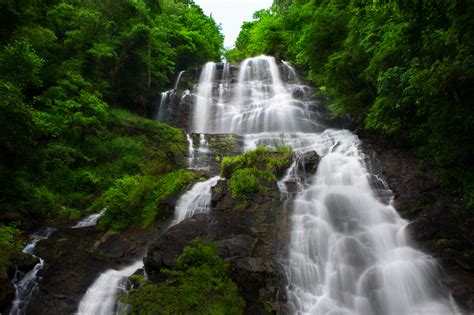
[222,147,293,201]
[221,146,293,179]
[0,225,24,270]
[122,239,245,314]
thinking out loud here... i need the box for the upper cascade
[157,55,322,134]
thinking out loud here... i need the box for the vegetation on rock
[123,239,245,314]
[221,146,292,200]
[0,226,24,270]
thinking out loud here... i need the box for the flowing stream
[10,228,56,315]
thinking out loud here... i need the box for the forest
[1,0,474,313]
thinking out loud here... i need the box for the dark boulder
[0,270,15,311]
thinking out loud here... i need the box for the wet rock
[145,180,290,313]
[8,252,40,278]
[25,225,157,315]
[283,181,300,194]
[291,87,305,99]
[295,150,319,177]
[0,270,15,311]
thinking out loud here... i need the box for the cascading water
[193,62,216,133]
[173,70,186,90]
[72,209,106,228]
[76,260,143,315]
[184,55,459,314]
[156,91,172,122]
[77,153,220,315]
[172,176,221,224]
[283,130,459,314]
[10,227,56,315]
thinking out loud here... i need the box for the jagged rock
[145,180,290,313]
[295,150,319,177]
[0,270,15,311]
[25,225,157,315]
[8,252,40,278]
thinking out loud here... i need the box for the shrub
[0,225,24,270]
[221,147,293,200]
[122,239,245,314]
[221,146,292,179]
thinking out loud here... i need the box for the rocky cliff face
[145,178,291,314]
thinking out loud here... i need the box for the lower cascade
[9,228,55,315]
[76,175,220,314]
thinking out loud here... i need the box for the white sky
[194,0,273,49]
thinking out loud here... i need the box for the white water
[156,91,172,122]
[72,209,106,228]
[172,176,221,224]
[10,228,56,315]
[193,62,216,133]
[185,55,459,314]
[186,133,195,168]
[76,260,143,315]
[173,70,186,90]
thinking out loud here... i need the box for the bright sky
[194,0,273,49]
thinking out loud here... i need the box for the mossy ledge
[221,146,293,201]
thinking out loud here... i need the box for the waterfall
[186,133,195,168]
[72,209,106,228]
[173,70,186,90]
[283,130,459,314]
[193,62,216,133]
[184,55,459,314]
[172,176,221,224]
[77,54,459,314]
[76,260,143,315]
[156,91,172,122]
[10,227,56,315]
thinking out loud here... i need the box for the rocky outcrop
[0,270,15,310]
[145,179,291,314]
[362,140,474,311]
[24,225,157,314]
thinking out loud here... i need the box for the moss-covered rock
[221,147,293,201]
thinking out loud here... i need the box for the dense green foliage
[222,147,292,200]
[228,0,474,209]
[0,0,223,263]
[123,239,245,314]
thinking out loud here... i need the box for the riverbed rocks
[145,179,291,314]
[362,140,474,311]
